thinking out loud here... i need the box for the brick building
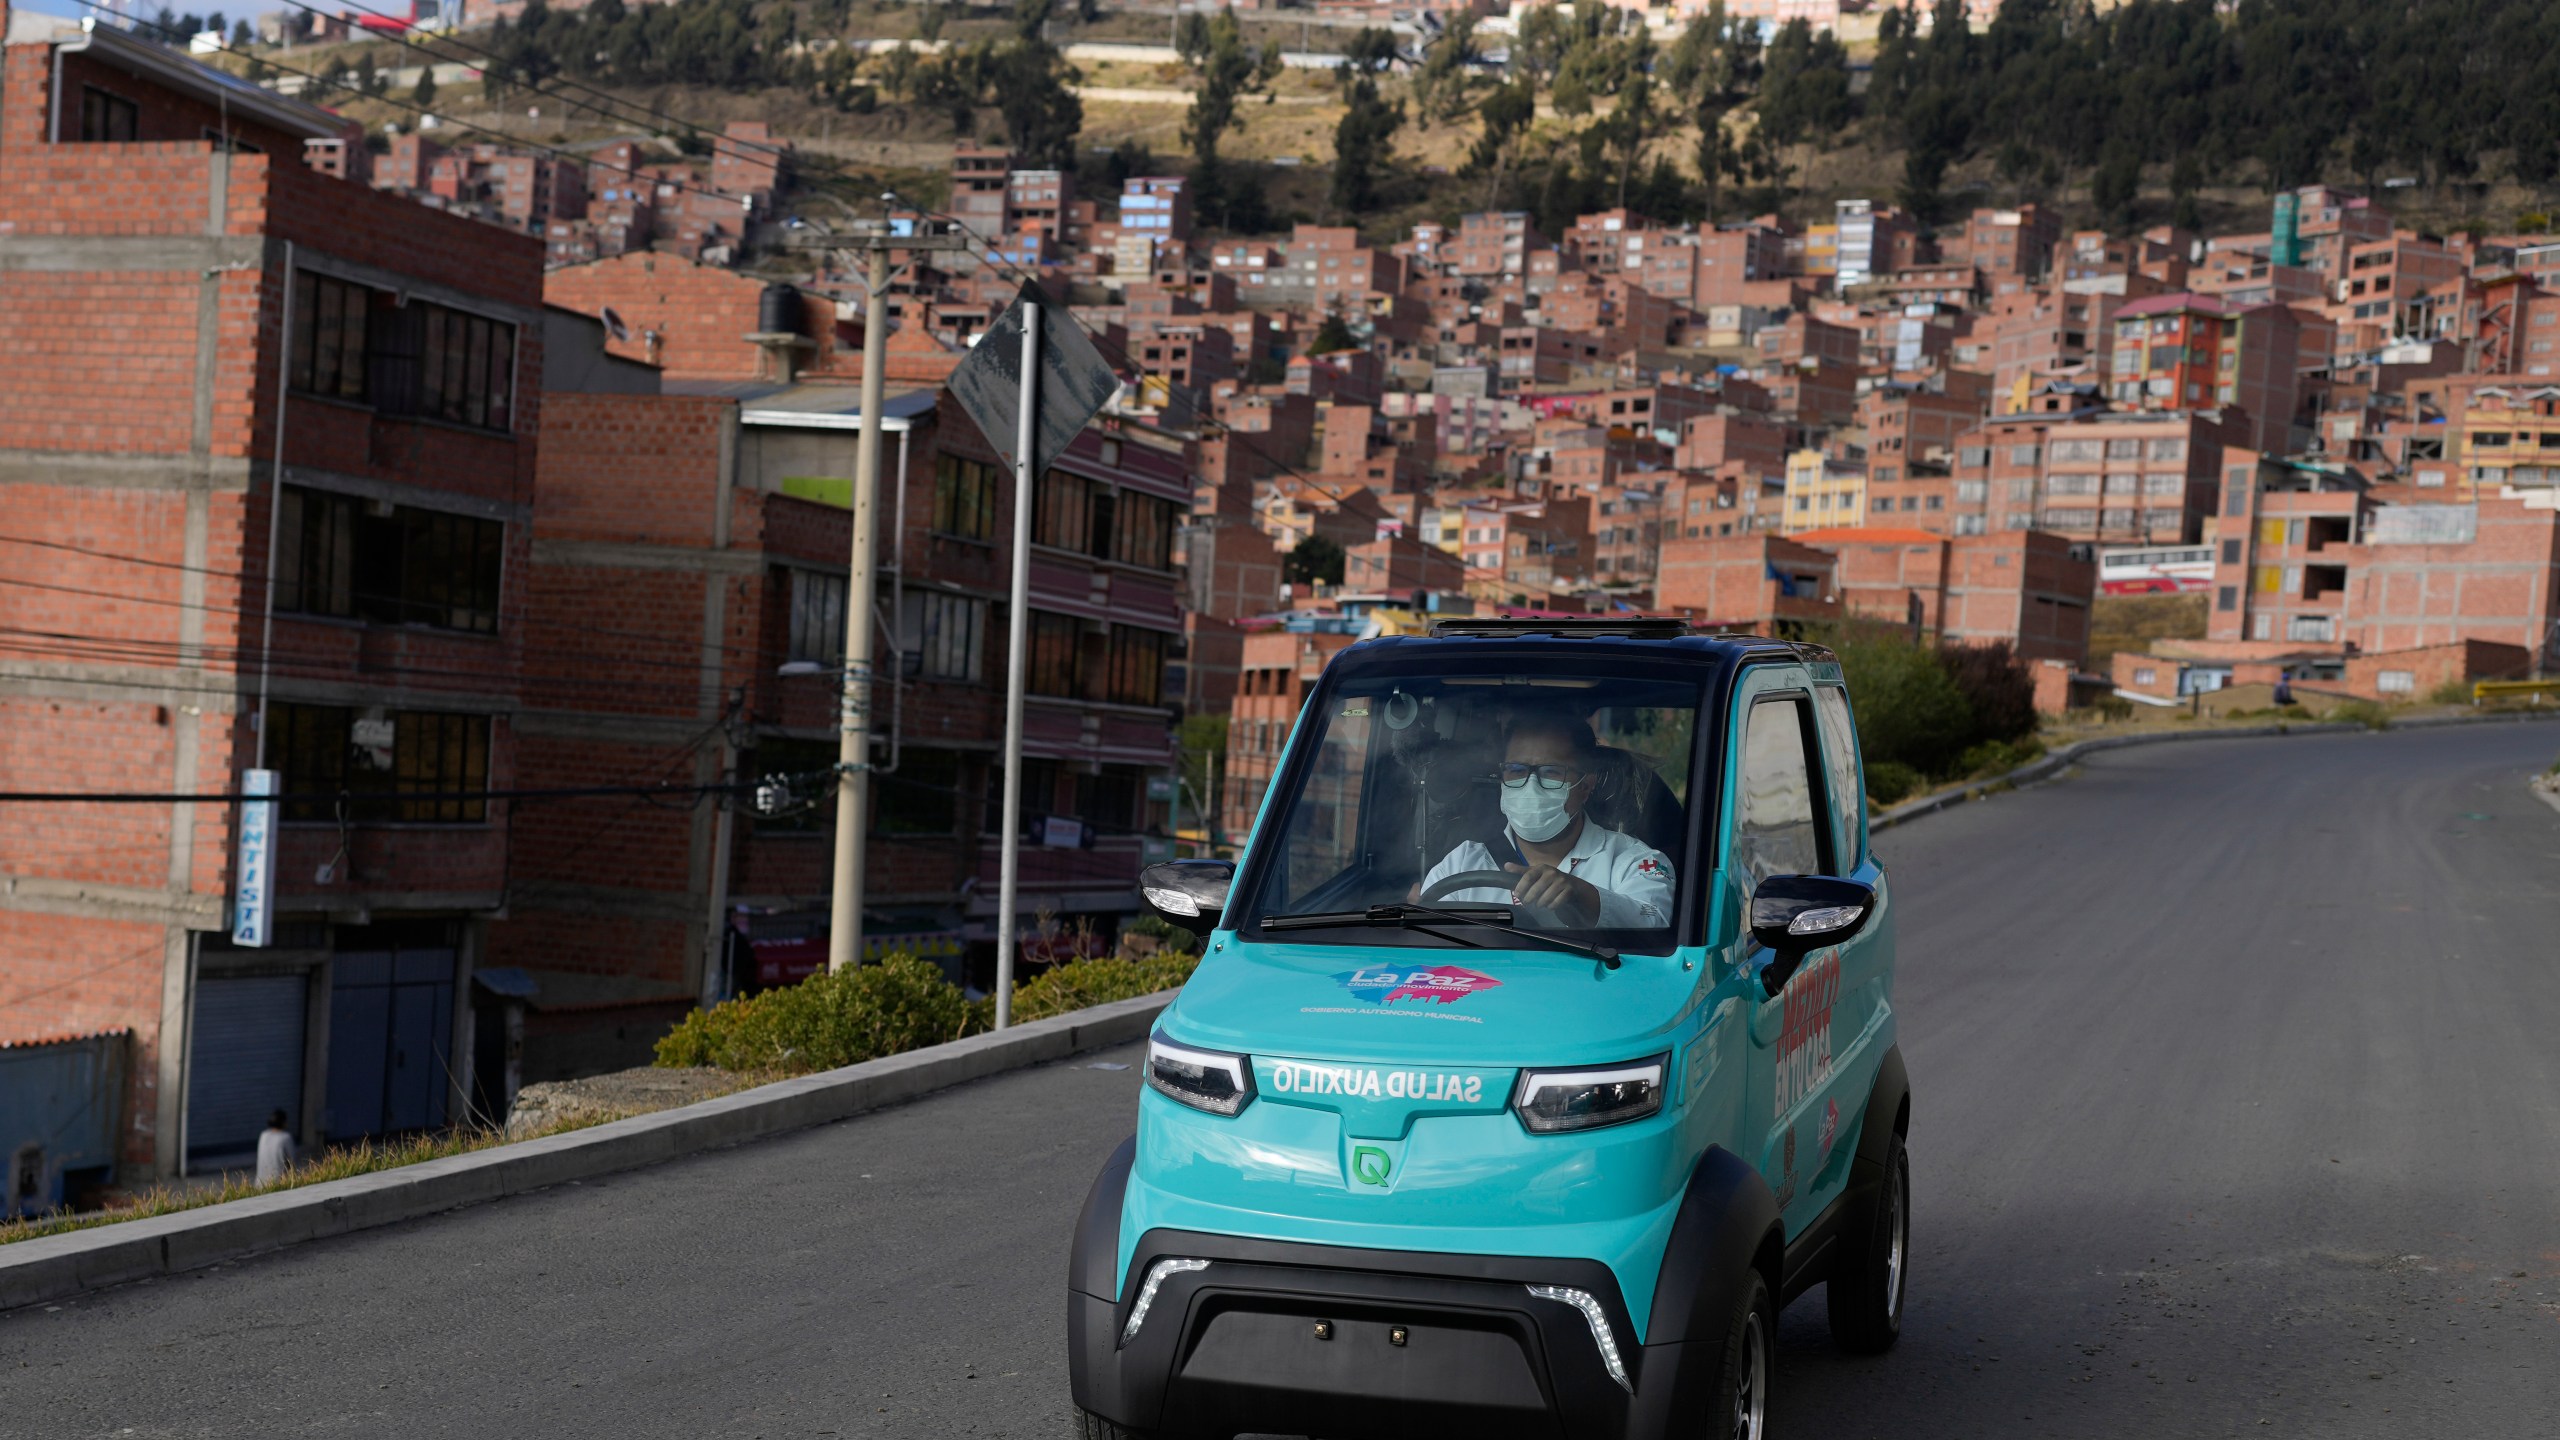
[1219,626,1358,842]
[1,12,544,1178]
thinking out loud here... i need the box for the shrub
[655,953,974,1072]
[1956,735,2045,778]
[2089,695,2136,722]
[1825,623,1974,777]
[1002,950,1202,1026]
[659,950,1203,1075]
[1939,640,2038,746]
[2428,677,2472,706]
[1863,759,1924,807]
[2329,698,2391,731]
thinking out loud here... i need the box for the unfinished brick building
[1,10,543,1180]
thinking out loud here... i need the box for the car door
[1725,665,1852,1236]
[1809,671,1891,1210]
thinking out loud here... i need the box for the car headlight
[1144,1033,1255,1117]
[1512,1055,1668,1134]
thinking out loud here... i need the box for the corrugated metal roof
[0,1027,132,1051]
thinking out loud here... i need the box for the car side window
[1733,695,1826,891]
[1813,686,1864,869]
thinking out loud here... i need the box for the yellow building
[1782,448,1869,535]
[2452,385,2560,502]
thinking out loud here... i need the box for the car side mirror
[1749,874,1876,996]
[1140,860,1235,934]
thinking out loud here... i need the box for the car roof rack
[1426,616,1697,640]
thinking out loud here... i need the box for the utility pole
[808,225,968,976]
[827,242,894,975]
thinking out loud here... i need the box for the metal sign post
[946,283,1120,1028]
[993,302,1040,1030]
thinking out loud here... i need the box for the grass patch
[0,1117,623,1249]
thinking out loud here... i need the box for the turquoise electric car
[1071,618,1909,1440]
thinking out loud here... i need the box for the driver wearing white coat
[1417,714,1676,929]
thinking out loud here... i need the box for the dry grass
[0,1096,719,1249]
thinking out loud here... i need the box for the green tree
[1285,534,1347,587]
[1309,312,1359,354]
[412,64,438,109]
[1329,28,1405,219]
[993,41,1082,170]
[1174,713,1229,852]
[916,1,945,44]
[1181,7,1275,232]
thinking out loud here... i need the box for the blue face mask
[1501,776,1575,843]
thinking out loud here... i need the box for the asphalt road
[6,723,2559,1439]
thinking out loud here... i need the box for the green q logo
[1351,1146,1392,1187]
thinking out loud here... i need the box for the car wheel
[1710,1267,1773,1440]
[1826,1129,1908,1355]
[1072,1407,1155,1440]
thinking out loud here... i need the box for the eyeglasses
[1498,762,1583,791]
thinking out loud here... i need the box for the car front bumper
[1069,1227,1716,1440]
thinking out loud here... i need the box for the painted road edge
[0,989,1176,1313]
[1870,707,2560,833]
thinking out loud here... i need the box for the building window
[272,703,491,823]
[1112,492,1177,571]
[1075,765,1144,832]
[2375,670,2416,695]
[787,568,847,665]
[902,590,986,682]
[751,738,839,833]
[79,86,139,143]
[1033,470,1091,552]
[2143,473,2183,496]
[2106,439,2142,460]
[1027,610,1081,697]
[278,487,503,633]
[290,272,371,403]
[874,748,963,835]
[2216,585,2237,612]
[932,455,1000,541]
[291,271,516,431]
[2134,668,2157,686]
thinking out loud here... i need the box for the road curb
[0,989,1175,1314]
[1869,707,2560,833]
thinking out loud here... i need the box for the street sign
[947,283,1120,480]
[231,768,278,948]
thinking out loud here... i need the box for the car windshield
[1233,666,1704,953]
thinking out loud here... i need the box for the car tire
[1072,1408,1154,1440]
[1826,1129,1908,1355]
[1710,1266,1774,1440]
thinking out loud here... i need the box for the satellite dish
[601,306,630,342]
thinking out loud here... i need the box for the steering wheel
[1420,869,1567,930]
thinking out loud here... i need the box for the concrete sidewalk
[0,988,1174,1313]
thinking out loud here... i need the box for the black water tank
[758,281,801,335]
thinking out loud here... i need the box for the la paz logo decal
[1334,964,1503,1007]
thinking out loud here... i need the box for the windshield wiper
[1263,904,1621,969]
